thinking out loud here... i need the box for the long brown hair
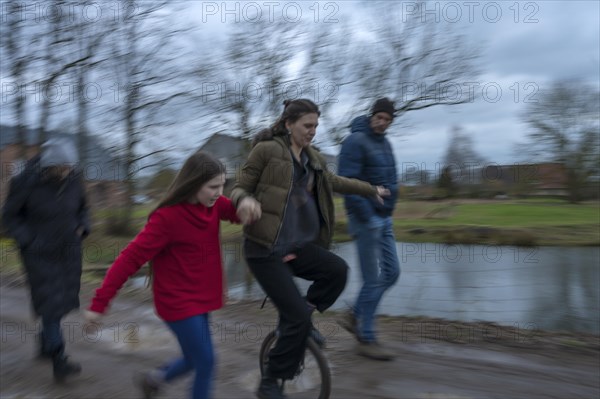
[151,151,226,215]
[145,151,225,286]
[252,99,321,147]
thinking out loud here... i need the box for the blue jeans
[348,214,400,342]
[162,314,214,399]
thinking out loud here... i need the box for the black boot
[52,348,81,383]
[256,374,287,399]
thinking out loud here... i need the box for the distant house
[534,163,569,196]
[198,132,339,180]
[0,125,127,208]
[198,133,251,180]
[482,162,568,197]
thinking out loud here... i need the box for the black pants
[41,316,65,356]
[246,243,348,379]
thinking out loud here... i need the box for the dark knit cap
[371,97,395,118]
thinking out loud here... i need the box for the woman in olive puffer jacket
[233,99,387,399]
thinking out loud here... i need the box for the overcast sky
[393,0,600,173]
[184,0,599,174]
[2,1,598,176]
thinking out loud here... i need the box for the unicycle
[258,298,331,399]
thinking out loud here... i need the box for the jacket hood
[350,114,386,141]
[350,115,371,135]
[251,128,275,148]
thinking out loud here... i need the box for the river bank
[225,198,600,247]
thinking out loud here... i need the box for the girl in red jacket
[85,151,260,399]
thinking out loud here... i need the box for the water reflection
[225,243,600,334]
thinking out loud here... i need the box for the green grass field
[394,200,599,228]
[333,198,600,246]
[1,199,598,274]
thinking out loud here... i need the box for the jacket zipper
[315,170,330,243]
[272,151,294,249]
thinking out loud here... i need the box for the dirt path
[1,276,598,399]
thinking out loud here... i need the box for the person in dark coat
[2,137,90,382]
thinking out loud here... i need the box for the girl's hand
[237,197,262,224]
[375,186,390,204]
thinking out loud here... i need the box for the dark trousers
[41,316,64,356]
[246,243,348,379]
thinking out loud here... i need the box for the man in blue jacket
[338,98,400,361]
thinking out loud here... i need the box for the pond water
[224,243,600,334]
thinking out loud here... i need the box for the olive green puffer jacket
[230,135,377,249]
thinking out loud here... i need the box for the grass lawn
[393,200,598,227]
[333,198,600,246]
[1,199,598,275]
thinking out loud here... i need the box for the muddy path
[1,275,598,399]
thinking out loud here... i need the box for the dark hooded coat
[2,156,90,320]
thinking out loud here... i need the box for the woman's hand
[237,197,262,225]
[375,186,391,204]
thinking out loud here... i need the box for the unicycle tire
[259,330,331,399]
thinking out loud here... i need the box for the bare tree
[1,1,38,160]
[209,2,479,148]
[1,1,113,163]
[325,2,480,143]
[296,21,357,144]
[194,2,480,148]
[71,0,114,166]
[35,0,78,144]
[522,80,600,202]
[437,165,458,198]
[104,0,193,233]
[442,125,486,186]
[27,0,112,155]
[367,3,479,110]
[195,18,302,142]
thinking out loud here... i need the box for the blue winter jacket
[338,115,398,223]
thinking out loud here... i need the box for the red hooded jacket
[90,196,239,321]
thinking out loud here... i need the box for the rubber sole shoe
[337,309,360,342]
[256,376,287,399]
[134,371,160,399]
[357,342,395,361]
